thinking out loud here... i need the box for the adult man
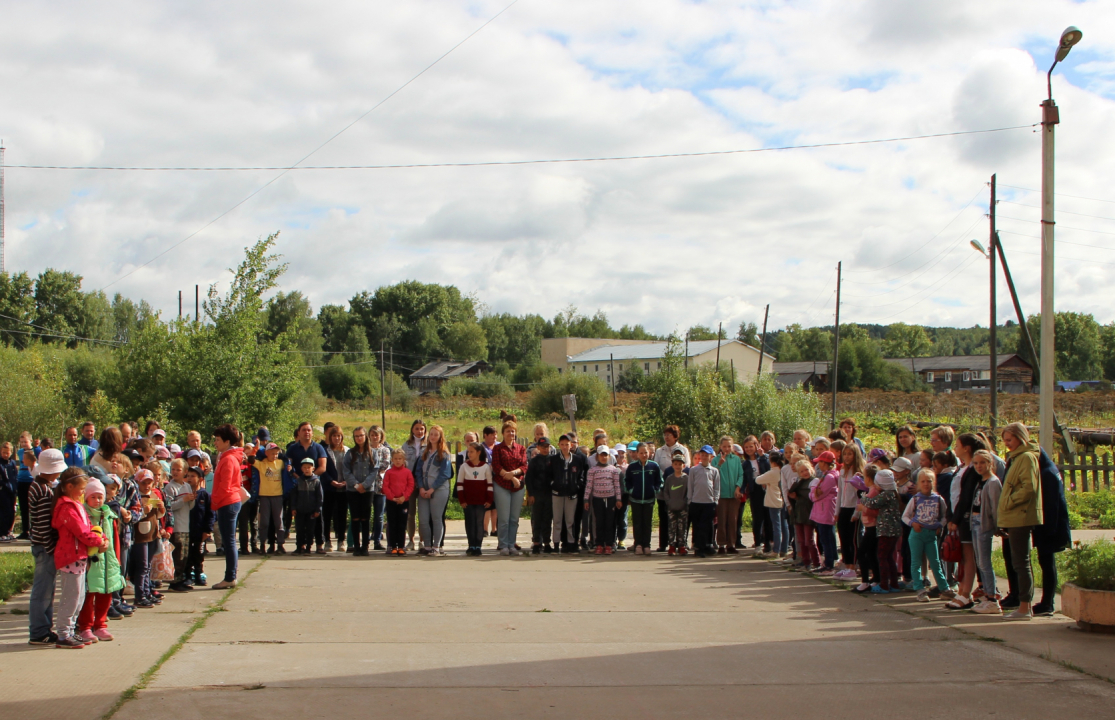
[687,446,721,557]
[653,426,689,552]
[184,431,212,466]
[285,423,327,551]
[78,422,99,451]
[119,422,134,447]
[525,436,555,554]
[550,435,588,554]
[61,427,93,468]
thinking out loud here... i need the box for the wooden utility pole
[195,285,199,324]
[684,334,689,370]
[610,352,617,405]
[757,304,769,375]
[178,291,182,320]
[989,174,998,437]
[831,262,842,430]
[715,321,723,373]
[379,340,387,431]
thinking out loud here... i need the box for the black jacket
[742,455,772,500]
[295,474,324,515]
[948,465,980,527]
[549,452,588,497]
[525,454,553,498]
[1033,449,1072,554]
[189,489,214,536]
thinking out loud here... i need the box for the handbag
[941,530,963,563]
[151,542,176,581]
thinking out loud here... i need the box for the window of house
[657,362,661,370]
[645,362,650,371]
[944,372,952,382]
[607,375,611,384]
[926,372,935,382]
[558,368,562,375]
[583,365,587,372]
[607,363,612,371]
[963,371,970,382]
[595,364,599,372]
[618,364,623,371]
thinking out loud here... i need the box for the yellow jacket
[997,440,1043,528]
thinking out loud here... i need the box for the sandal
[945,597,974,610]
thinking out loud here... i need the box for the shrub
[615,363,645,393]
[1064,538,1115,592]
[528,373,609,419]
[1069,489,1115,521]
[0,344,72,442]
[1100,512,1115,530]
[316,361,380,401]
[731,373,826,444]
[1068,511,1084,530]
[439,375,514,400]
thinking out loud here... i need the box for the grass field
[0,552,34,603]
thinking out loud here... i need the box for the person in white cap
[27,449,68,645]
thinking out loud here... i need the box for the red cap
[816,451,837,464]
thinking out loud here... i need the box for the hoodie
[211,445,246,511]
[624,460,663,504]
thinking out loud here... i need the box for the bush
[528,373,609,419]
[1068,511,1084,530]
[316,360,380,401]
[615,363,645,393]
[1064,538,1115,592]
[1100,512,1115,530]
[731,373,826,444]
[0,344,73,442]
[1068,489,1115,521]
[439,375,514,400]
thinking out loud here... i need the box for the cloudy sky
[2,0,1113,336]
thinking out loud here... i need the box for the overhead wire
[868,253,983,323]
[98,0,521,293]
[998,200,1115,223]
[995,214,1115,238]
[998,183,1115,206]
[0,311,123,346]
[996,229,1115,252]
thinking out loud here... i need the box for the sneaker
[753,551,767,559]
[852,583,871,593]
[373,542,385,551]
[1032,603,1055,617]
[499,548,510,556]
[816,569,834,578]
[717,547,726,555]
[107,605,123,620]
[1004,609,1033,621]
[604,546,614,555]
[168,582,191,593]
[55,635,85,649]
[667,546,676,556]
[679,547,688,556]
[834,569,858,580]
[397,549,407,556]
[323,542,333,552]
[916,590,931,603]
[594,546,604,555]
[315,546,327,555]
[77,629,98,644]
[616,542,626,550]
[726,547,739,554]
[212,580,237,590]
[509,547,522,556]
[135,598,154,608]
[29,634,57,646]
[971,599,1002,615]
[93,628,115,641]
[1000,595,1020,610]
[543,544,554,554]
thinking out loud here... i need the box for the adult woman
[210,424,246,590]
[402,420,427,551]
[322,425,349,553]
[527,423,553,460]
[415,425,453,555]
[490,421,528,555]
[839,418,865,455]
[740,436,771,553]
[343,427,382,556]
[998,422,1042,620]
[89,426,124,476]
[945,432,986,610]
[895,425,921,470]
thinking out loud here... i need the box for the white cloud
[1,0,1113,337]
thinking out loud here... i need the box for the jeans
[1005,526,1035,603]
[29,545,56,639]
[767,507,789,555]
[257,495,284,549]
[130,541,152,601]
[748,494,769,550]
[630,502,654,549]
[689,502,716,552]
[494,484,525,550]
[592,497,617,549]
[57,569,87,640]
[216,501,241,582]
[615,495,629,544]
[531,493,553,545]
[815,523,837,569]
[836,507,857,565]
[371,493,386,542]
[908,527,948,591]
[716,498,740,548]
[552,496,578,547]
[417,484,450,549]
[971,515,997,599]
[464,504,486,549]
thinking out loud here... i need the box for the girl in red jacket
[381,450,415,555]
[52,468,108,649]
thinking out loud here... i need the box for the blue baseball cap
[627,441,640,452]
[700,445,715,455]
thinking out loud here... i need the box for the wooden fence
[1059,453,1113,492]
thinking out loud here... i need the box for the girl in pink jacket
[52,468,107,649]
[809,452,840,575]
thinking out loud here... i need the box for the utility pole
[195,285,199,324]
[178,290,182,320]
[0,141,6,275]
[715,321,722,374]
[757,304,769,375]
[989,175,998,437]
[610,352,616,405]
[831,262,842,430]
[379,340,387,431]
[684,334,689,370]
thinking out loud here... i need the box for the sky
[2,0,1114,338]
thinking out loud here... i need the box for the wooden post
[730,359,735,392]
[610,352,617,406]
[757,304,769,375]
[989,174,998,437]
[1105,452,1111,490]
[715,322,722,374]
[379,340,387,431]
[831,262,842,430]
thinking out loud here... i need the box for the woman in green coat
[79,478,125,641]
[997,422,1042,621]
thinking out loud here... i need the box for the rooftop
[567,339,768,363]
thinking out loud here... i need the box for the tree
[882,323,933,359]
[737,321,760,347]
[775,324,833,362]
[0,271,35,347]
[1021,312,1104,381]
[615,362,645,393]
[111,293,156,345]
[350,281,482,365]
[442,321,488,361]
[32,269,87,344]
[686,325,726,341]
[264,291,323,356]
[1102,323,1115,382]
[318,304,370,362]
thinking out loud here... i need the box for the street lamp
[971,236,997,435]
[1039,25,1082,455]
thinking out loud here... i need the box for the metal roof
[409,360,488,379]
[567,340,768,363]
[771,361,830,374]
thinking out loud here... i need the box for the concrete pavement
[2,523,1114,720]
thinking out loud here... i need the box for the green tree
[32,269,87,344]
[775,324,833,362]
[737,321,760,347]
[686,325,727,341]
[615,362,645,393]
[264,291,324,358]
[882,322,933,359]
[1021,312,1104,381]
[350,281,482,364]
[0,344,73,441]
[1102,323,1115,382]
[442,321,488,361]
[0,271,35,347]
[111,293,156,345]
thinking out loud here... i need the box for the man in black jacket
[550,435,588,554]
[526,437,555,554]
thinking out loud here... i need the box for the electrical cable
[995,215,1115,238]
[998,200,1115,223]
[996,229,1115,252]
[844,185,987,276]
[0,311,123,346]
[98,0,520,292]
[0,327,122,346]
[998,184,1115,206]
[866,254,983,322]
[10,125,1034,172]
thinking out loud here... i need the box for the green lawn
[0,552,34,603]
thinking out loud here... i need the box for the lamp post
[1039,25,1083,455]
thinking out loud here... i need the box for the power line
[8,125,1035,172]
[845,185,987,277]
[996,214,1115,238]
[0,327,122,346]
[999,200,1115,223]
[998,183,1115,206]
[868,254,983,322]
[98,0,520,292]
[0,310,123,346]
[997,229,1115,255]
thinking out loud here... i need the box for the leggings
[348,491,373,550]
[836,507,857,566]
[321,492,348,546]
[593,497,618,549]
[858,526,879,584]
[794,523,819,567]
[78,592,112,632]
[385,499,409,549]
[877,535,900,590]
[57,570,87,639]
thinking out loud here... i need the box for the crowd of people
[0,413,1072,650]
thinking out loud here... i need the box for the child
[293,458,323,555]
[27,449,67,645]
[809,451,839,575]
[131,469,166,608]
[77,478,124,642]
[525,437,555,554]
[624,443,662,556]
[661,453,689,556]
[686,446,720,557]
[101,475,134,618]
[52,468,108,648]
[382,449,415,555]
[903,470,954,603]
[185,467,213,586]
[754,452,787,559]
[788,459,819,570]
[585,446,623,555]
[0,441,17,541]
[239,454,260,555]
[165,459,194,592]
[969,449,1003,615]
[859,469,903,593]
[255,443,285,554]
[456,442,494,556]
[852,466,881,593]
[891,456,916,586]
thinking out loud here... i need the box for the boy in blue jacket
[624,443,663,555]
[185,467,214,587]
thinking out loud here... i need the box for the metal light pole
[1039,25,1083,455]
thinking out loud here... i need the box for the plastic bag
[151,541,176,582]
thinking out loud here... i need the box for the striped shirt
[584,464,623,503]
[28,480,57,552]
